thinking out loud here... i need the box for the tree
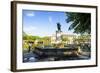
[23,31,28,40]
[42,36,51,46]
[65,12,91,34]
[62,36,69,44]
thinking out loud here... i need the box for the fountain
[33,23,79,61]
[23,23,90,62]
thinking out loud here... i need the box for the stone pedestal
[56,30,62,44]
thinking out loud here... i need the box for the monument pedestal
[56,30,62,44]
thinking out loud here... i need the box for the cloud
[23,26,37,35]
[26,12,35,17]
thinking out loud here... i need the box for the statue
[57,23,61,31]
[55,23,62,44]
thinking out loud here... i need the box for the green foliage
[65,12,91,34]
[62,36,69,42]
[42,36,51,46]
[23,43,29,50]
[73,34,91,44]
[78,34,91,39]
[23,32,52,49]
[23,35,41,40]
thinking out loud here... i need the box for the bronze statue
[57,23,61,31]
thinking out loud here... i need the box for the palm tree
[65,12,91,34]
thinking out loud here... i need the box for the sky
[23,10,74,37]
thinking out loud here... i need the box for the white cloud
[23,26,37,35]
[26,12,35,17]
